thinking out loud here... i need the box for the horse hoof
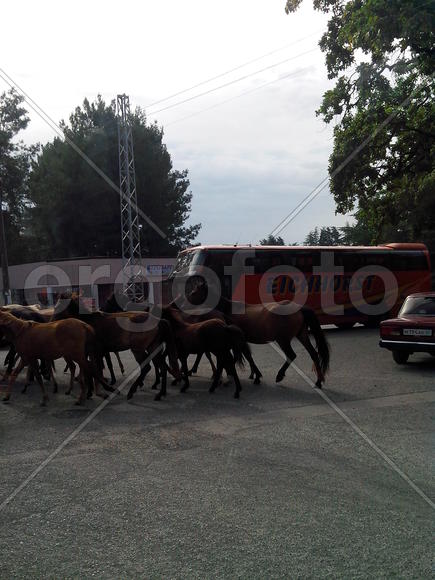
[40,400,48,407]
[75,400,83,406]
[126,391,133,400]
[315,380,322,388]
[110,379,116,386]
[254,378,261,385]
[234,392,240,399]
[98,393,108,399]
[249,373,254,380]
[154,393,162,401]
[209,387,215,394]
[3,396,10,403]
[275,373,285,383]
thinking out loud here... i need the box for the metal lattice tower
[117,94,144,302]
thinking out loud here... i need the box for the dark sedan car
[379,292,435,364]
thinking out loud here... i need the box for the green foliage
[285,0,435,249]
[259,234,286,245]
[0,89,36,264]
[29,96,201,259]
[304,226,343,245]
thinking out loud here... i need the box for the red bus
[165,243,432,327]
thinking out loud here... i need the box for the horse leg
[188,353,202,376]
[243,345,262,384]
[179,356,190,393]
[151,359,161,390]
[154,351,167,401]
[2,345,17,382]
[205,351,218,377]
[75,365,92,405]
[297,328,325,388]
[104,353,117,385]
[33,363,49,406]
[48,361,58,393]
[114,351,125,374]
[76,371,86,405]
[275,339,297,383]
[65,360,76,395]
[127,352,147,399]
[22,366,32,394]
[209,358,224,394]
[3,358,26,402]
[127,351,151,399]
[222,352,242,399]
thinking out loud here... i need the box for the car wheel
[392,351,409,364]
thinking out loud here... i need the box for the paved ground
[0,326,434,579]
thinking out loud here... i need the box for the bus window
[390,252,429,270]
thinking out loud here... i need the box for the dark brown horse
[52,294,180,400]
[0,311,111,405]
[161,305,247,398]
[171,299,261,383]
[189,282,330,387]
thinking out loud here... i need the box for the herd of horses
[0,282,330,407]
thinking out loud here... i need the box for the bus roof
[180,243,428,253]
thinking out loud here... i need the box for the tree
[259,234,285,245]
[285,0,435,249]
[304,226,320,245]
[304,226,343,245]
[29,96,200,259]
[0,89,35,265]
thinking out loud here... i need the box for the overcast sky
[2,0,352,246]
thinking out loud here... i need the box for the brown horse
[0,311,111,405]
[161,305,247,398]
[0,306,55,388]
[52,294,180,400]
[189,282,330,388]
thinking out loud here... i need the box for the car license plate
[403,328,432,336]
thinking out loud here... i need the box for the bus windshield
[171,249,204,276]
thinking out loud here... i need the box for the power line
[166,66,312,127]
[148,47,318,116]
[146,30,321,109]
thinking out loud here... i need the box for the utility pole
[116,94,145,302]
[0,188,11,305]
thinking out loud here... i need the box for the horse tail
[225,325,246,368]
[302,308,330,374]
[158,319,180,379]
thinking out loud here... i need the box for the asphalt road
[0,326,434,579]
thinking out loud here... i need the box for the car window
[400,296,435,316]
